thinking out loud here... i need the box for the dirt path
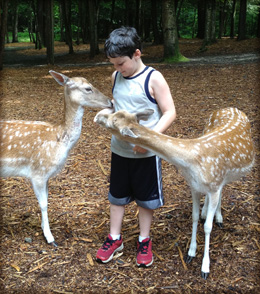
[3,39,260,67]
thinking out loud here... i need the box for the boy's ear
[134,49,142,58]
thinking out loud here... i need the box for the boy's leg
[96,204,125,263]
[138,206,153,238]
[131,156,162,267]
[110,203,125,235]
[137,206,154,267]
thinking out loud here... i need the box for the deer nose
[108,100,114,108]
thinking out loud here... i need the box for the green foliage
[5,0,260,44]
[7,32,31,43]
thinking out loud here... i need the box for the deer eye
[85,87,93,93]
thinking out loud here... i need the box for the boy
[96,27,176,267]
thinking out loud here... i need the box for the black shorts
[108,153,164,210]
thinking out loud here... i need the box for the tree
[197,0,206,38]
[230,0,237,38]
[34,0,44,49]
[202,0,216,49]
[10,0,19,43]
[151,0,161,44]
[59,1,65,42]
[0,0,9,70]
[61,0,74,54]
[78,0,88,44]
[219,0,228,39]
[45,0,54,64]
[135,0,142,33]
[88,0,99,58]
[257,5,260,38]
[162,0,187,62]
[237,0,247,40]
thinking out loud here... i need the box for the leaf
[11,263,20,272]
[87,253,94,266]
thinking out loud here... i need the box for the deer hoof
[201,271,209,280]
[50,241,58,248]
[215,222,223,228]
[185,255,193,264]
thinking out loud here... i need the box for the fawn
[0,70,112,246]
[94,107,255,279]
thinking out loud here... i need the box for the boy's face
[108,50,141,78]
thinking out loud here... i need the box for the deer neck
[59,99,84,144]
[126,124,195,168]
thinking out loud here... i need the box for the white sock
[110,234,121,240]
[139,235,149,242]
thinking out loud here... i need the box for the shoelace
[138,240,150,254]
[101,238,115,251]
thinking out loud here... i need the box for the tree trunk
[135,0,141,34]
[0,0,9,70]
[5,11,10,43]
[151,0,161,44]
[210,0,216,41]
[176,0,184,38]
[61,0,74,54]
[197,0,206,39]
[237,0,247,41]
[230,0,237,39]
[219,0,227,39]
[192,7,197,38]
[34,0,43,49]
[88,0,99,58]
[59,2,65,42]
[28,5,35,44]
[257,6,260,38]
[109,0,115,32]
[125,0,134,27]
[78,0,88,44]
[12,4,19,43]
[45,0,54,64]
[202,0,216,48]
[162,0,184,62]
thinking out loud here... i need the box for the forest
[0,0,260,67]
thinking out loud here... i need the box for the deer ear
[121,127,138,138]
[49,70,70,86]
[136,109,154,122]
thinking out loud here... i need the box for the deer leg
[202,192,223,228]
[201,191,220,279]
[31,178,57,246]
[186,189,200,264]
[214,188,223,228]
[200,194,208,223]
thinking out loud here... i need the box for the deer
[0,70,113,247]
[94,107,255,279]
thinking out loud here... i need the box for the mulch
[0,38,259,293]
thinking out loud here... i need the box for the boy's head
[104,27,142,59]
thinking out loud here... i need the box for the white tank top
[111,66,162,158]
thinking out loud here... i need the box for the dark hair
[104,27,142,59]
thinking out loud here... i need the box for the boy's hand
[133,145,147,154]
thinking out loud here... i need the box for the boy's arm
[111,70,117,86]
[150,71,176,134]
[133,71,176,154]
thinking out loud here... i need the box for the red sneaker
[96,234,123,263]
[136,238,153,267]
